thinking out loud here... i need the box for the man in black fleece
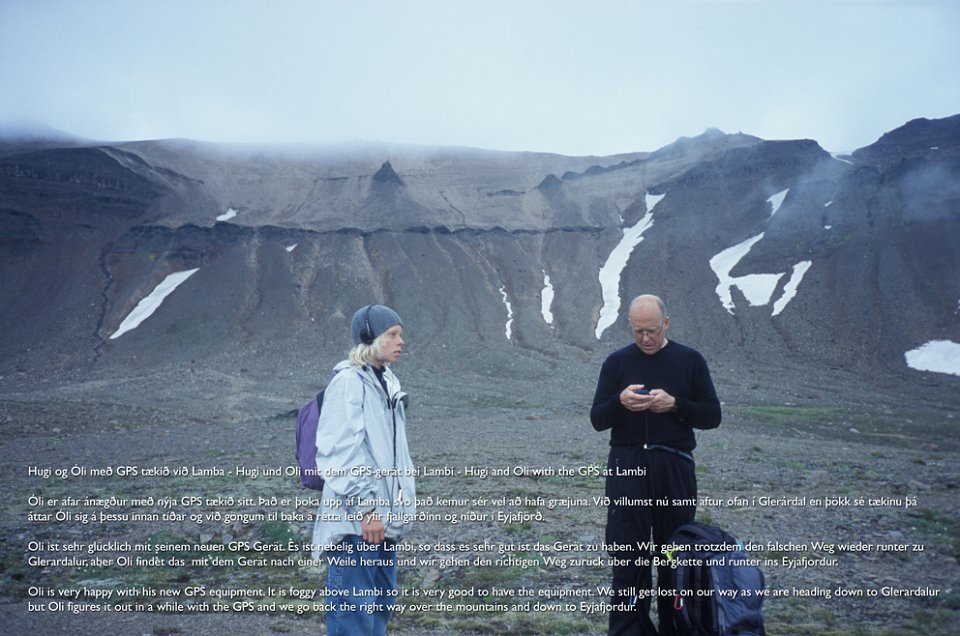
[590,294,721,636]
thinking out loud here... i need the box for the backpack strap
[673,566,696,634]
[690,563,704,632]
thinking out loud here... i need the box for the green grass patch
[908,508,960,557]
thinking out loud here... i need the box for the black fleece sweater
[590,340,721,452]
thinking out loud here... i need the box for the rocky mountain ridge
[1,117,958,420]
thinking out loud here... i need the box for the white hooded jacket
[310,360,416,557]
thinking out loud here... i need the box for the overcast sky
[1,0,957,156]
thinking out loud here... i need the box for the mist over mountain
[2,116,958,419]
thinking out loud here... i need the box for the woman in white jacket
[311,304,416,636]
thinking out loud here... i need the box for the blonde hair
[348,336,384,368]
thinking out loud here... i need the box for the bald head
[629,295,666,319]
[628,295,669,355]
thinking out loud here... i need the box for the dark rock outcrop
[1,115,958,399]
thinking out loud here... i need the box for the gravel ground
[1,363,958,636]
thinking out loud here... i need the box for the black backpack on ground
[665,521,766,636]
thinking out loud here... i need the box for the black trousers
[605,445,697,636]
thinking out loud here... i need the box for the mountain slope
[1,118,958,417]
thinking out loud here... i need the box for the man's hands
[361,510,385,544]
[619,384,676,414]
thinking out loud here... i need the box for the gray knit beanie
[351,304,403,345]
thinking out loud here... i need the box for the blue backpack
[666,521,766,636]
[295,390,326,491]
